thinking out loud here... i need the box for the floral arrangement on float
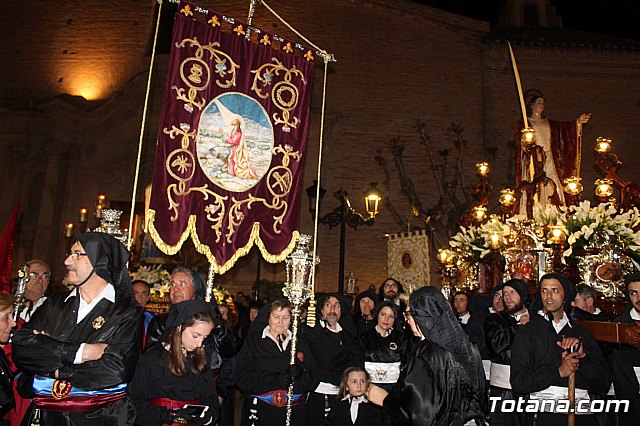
[212,286,235,307]
[131,265,172,297]
[441,201,640,298]
[560,200,640,258]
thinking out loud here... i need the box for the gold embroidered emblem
[92,316,105,330]
[180,5,193,17]
[233,25,245,36]
[251,59,307,132]
[260,35,271,46]
[51,379,72,399]
[208,16,220,28]
[304,50,314,61]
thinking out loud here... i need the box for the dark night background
[412,0,640,41]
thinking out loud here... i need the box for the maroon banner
[149,3,316,273]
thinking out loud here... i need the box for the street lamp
[306,181,383,294]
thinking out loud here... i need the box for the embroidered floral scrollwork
[172,37,240,113]
[164,123,228,242]
[226,144,301,243]
[250,58,307,132]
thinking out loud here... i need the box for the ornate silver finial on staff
[12,265,29,325]
[282,234,318,426]
[94,209,128,244]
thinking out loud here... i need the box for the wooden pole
[568,372,575,426]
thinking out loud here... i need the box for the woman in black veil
[367,286,486,426]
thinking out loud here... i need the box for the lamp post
[307,181,383,294]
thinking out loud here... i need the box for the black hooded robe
[352,290,379,338]
[12,233,143,426]
[510,314,611,426]
[382,287,486,426]
[510,273,611,426]
[305,294,364,426]
[484,312,530,426]
[608,307,640,426]
[12,289,142,425]
[483,280,530,426]
[236,302,319,426]
[128,300,220,426]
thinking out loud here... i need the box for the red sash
[34,392,125,413]
[150,398,202,426]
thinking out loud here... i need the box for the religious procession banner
[387,230,430,292]
[149,2,316,273]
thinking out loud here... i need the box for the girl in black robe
[331,366,382,426]
[129,300,219,426]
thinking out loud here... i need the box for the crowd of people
[0,232,639,426]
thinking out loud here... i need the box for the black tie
[277,334,286,351]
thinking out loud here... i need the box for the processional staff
[282,235,318,426]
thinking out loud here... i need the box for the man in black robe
[304,293,363,426]
[569,284,613,322]
[454,291,490,361]
[13,233,142,425]
[510,273,611,426]
[353,289,378,337]
[608,273,640,426]
[484,278,530,426]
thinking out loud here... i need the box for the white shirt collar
[538,309,572,334]
[64,283,116,303]
[512,308,529,323]
[375,325,392,337]
[630,308,640,321]
[593,307,602,315]
[66,284,116,324]
[459,311,471,325]
[320,319,343,333]
[20,296,47,321]
[341,395,368,423]
[261,326,292,351]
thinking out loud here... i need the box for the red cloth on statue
[514,118,581,214]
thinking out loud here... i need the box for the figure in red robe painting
[221,116,257,180]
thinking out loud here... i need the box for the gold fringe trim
[147,209,298,274]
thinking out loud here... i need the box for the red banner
[149,3,316,273]
[0,204,19,294]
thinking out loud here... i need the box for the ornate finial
[94,209,128,244]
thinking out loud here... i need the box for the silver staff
[282,234,318,426]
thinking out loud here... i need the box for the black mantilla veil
[75,232,131,296]
[409,286,483,393]
[165,299,217,331]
